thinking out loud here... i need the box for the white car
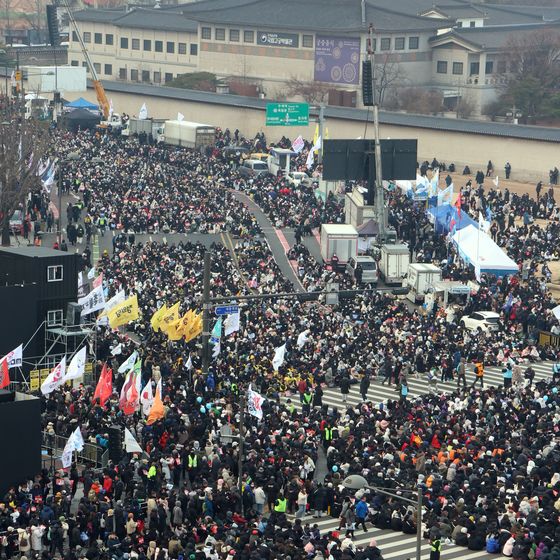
[460,311,500,332]
[287,171,310,186]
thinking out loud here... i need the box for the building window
[166,41,175,53]
[380,37,391,51]
[456,21,463,28]
[72,31,78,42]
[143,39,151,51]
[120,37,128,49]
[155,40,163,52]
[409,36,419,50]
[497,60,506,74]
[83,32,91,43]
[371,38,377,51]
[452,62,463,75]
[131,69,139,81]
[395,37,405,50]
[82,62,89,72]
[94,32,102,44]
[106,33,113,45]
[229,29,240,42]
[119,67,127,80]
[47,309,63,327]
[201,27,211,40]
[485,61,494,74]
[437,61,448,74]
[190,44,198,55]
[153,71,161,83]
[131,38,140,50]
[93,62,101,73]
[142,70,150,82]
[164,72,173,83]
[215,28,225,41]
[104,63,112,75]
[470,21,476,27]
[71,60,79,66]
[244,30,254,43]
[470,62,480,75]
[178,42,187,54]
[302,34,314,48]
[47,265,63,282]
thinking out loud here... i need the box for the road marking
[92,235,100,264]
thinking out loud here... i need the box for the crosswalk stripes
[289,514,496,559]
[280,362,554,559]
[285,361,553,412]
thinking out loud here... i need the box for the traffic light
[46,4,61,47]
[15,70,21,82]
[362,60,374,106]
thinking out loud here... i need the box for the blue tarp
[428,204,478,234]
[66,97,98,110]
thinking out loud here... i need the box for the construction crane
[60,0,111,120]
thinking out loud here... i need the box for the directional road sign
[266,102,309,126]
[215,305,239,316]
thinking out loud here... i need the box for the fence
[42,431,107,469]
[538,330,560,348]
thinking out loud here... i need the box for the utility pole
[317,104,325,164]
[368,23,387,243]
[201,251,211,375]
[57,161,63,245]
[416,486,423,560]
[237,392,245,515]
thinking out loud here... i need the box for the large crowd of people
[3,126,560,560]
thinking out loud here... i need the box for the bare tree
[0,117,50,246]
[285,77,331,105]
[373,54,405,107]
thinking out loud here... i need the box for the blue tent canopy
[66,97,98,110]
[428,204,478,234]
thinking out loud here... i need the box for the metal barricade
[41,431,105,468]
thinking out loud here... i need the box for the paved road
[286,361,552,412]
[290,513,495,560]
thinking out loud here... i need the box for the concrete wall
[78,87,556,182]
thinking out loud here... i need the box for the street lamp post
[57,152,80,245]
[343,474,423,560]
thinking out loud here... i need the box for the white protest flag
[140,380,154,416]
[87,267,96,280]
[177,112,185,122]
[72,427,85,451]
[61,436,75,468]
[493,175,499,188]
[100,289,126,316]
[291,135,305,154]
[552,304,560,323]
[437,184,453,206]
[41,356,67,395]
[118,350,139,374]
[297,330,309,349]
[79,285,106,317]
[2,344,23,369]
[124,427,143,454]
[138,103,148,120]
[63,347,87,382]
[247,385,265,420]
[306,136,322,169]
[429,168,439,197]
[415,174,429,194]
[186,354,193,370]
[224,311,240,336]
[212,340,221,358]
[111,343,123,356]
[474,263,482,283]
[478,211,491,233]
[272,343,286,371]
[109,99,114,119]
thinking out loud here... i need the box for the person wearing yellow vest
[471,361,484,389]
[323,425,334,450]
[146,462,157,493]
[186,450,199,483]
[430,536,442,560]
[274,495,287,512]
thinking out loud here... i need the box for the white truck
[379,244,410,285]
[320,224,358,265]
[163,120,216,150]
[122,118,165,140]
[406,263,442,303]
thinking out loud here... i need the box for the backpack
[486,537,500,553]
[20,533,29,548]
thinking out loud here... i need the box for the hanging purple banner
[314,35,361,85]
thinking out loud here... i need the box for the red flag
[0,358,10,389]
[93,363,112,407]
[455,193,462,218]
[119,372,138,416]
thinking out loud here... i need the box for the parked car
[460,311,500,332]
[287,171,310,186]
[237,159,270,178]
[346,255,379,285]
[9,209,24,235]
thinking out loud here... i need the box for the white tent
[452,224,518,277]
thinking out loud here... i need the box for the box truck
[163,120,215,149]
[379,244,410,285]
[320,224,358,265]
[406,263,442,303]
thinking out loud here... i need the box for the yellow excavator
[61,0,117,126]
